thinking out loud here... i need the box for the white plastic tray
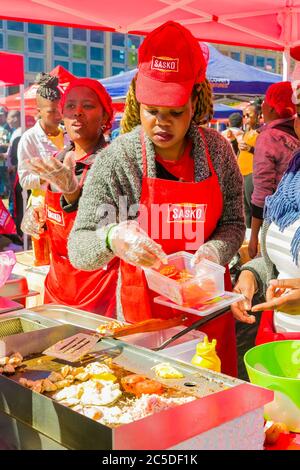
[154,291,244,317]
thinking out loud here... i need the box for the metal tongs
[152,306,229,351]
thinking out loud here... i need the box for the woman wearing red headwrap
[22,78,119,315]
[248,81,300,259]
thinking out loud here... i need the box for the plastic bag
[21,205,46,240]
[0,250,16,288]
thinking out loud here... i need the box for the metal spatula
[43,316,186,362]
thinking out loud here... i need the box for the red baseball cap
[136,21,207,107]
[265,81,296,118]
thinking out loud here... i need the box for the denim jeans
[0,164,8,196]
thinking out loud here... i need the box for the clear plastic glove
[252,278,300,315]
[25,151,79,194]
[108,221,168,268]
[21,205,46,240]
[192,243,220,266]
[231,270,258,324]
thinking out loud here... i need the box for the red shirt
[155,140,194,182]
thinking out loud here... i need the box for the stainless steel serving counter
[0,305,273,450]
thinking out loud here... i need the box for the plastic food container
[159,337,206,364]
[122,326,205,350]
[143,251,225,307]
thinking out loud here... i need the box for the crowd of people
[1,20,300,380]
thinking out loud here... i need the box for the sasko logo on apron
[46,204,65,227]
[168,203,207,223]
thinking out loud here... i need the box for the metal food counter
[0,305,273,450]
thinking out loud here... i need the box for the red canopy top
[0,1,300,51]
[0,52,24,86]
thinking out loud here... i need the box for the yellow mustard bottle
[191,337,221,372]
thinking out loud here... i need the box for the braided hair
[35,73,61,101]
[120,76,213,134]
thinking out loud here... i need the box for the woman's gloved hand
[21,205,46,240]
[26,151,79,194]
[192,243,220,266]
[252,278,300,315]
[108,221,168,268]
[231,270,258,324]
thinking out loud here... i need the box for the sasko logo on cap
[136,21,207,107]
[151,56,179,73]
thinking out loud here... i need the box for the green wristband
[106,224,118,251]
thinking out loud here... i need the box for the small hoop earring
[101,124,106,131]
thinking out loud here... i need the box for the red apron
[44,167,119,316]
[256,310,300,345]
[120,129,237,376]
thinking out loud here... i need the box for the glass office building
[0,19,143,87]
[215,44,282,75]
[0,19,282,90]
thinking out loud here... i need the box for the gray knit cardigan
[68,123,245,271]
[240,221,278,298]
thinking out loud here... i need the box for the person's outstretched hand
[252,278,300,315]
[231,270,258,324]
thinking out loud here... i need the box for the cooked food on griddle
[87,393,196,426]
[96,320,128,335]
[151,362,184,379]
[0,352,23,375]
[16,358,197,427]
[52,384,81,402]
[85,362,112,377]
[47,371,64,383]
[121,374,165,397]
[80,380,122,406]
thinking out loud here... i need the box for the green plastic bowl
[244,340,300,432]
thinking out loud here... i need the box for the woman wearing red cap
[248,81,299,259]
[21,78,119,315]
[68,22,245,376]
